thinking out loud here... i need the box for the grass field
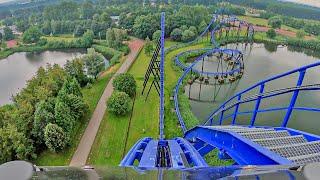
[35,55,125,166]
[238,16,298,32]
[43,35,80,42]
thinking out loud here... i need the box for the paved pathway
[70,39,144,166]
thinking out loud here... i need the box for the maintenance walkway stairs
[185,125,320,166]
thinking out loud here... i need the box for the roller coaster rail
[173,14,253,133]
[204,61,320,128]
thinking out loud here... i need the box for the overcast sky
[0,0,15,3]
[284,0,320,8]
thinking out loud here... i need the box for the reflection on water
[186,43,320,134]
[0,49,86,105]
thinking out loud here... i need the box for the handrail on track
[204,61,320,127]
[205,84,320,126]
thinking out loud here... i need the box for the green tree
[0,125,35,163]
[188,26,198,35]
[296,30,305,39]
[144,37,154,56]
[41,21,51,35]
[152,30,161,43]
[54,99,75,133]
[268,16,282,29]
[83,48,105,79]
[182,30,196,42]
[74,25,85,37]
[82,30,94,47]
[100,12,112,25]
[60,78,83,97]
[266,29,276,39]
[32,99,55,146]
[198,20,207,33]
[106,28,117,48]
[16,20,29,32]
[22,26,42,43]
[58,78,87,120]
[0,105,15,127]
[107,91,132,116]
[81,0,94,19]
[106,28,128,48]
[64,58,88,87]
[170,28,183,41]
[180,25,188,31]
[133,14,159,39]
[44,123,68,152]
[112,73,137,97]
[3,26,14,41]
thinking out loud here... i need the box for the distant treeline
[226,0,320,20]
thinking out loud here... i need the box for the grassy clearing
[43,35,80,42]
[238,16,298,32]
[254,31,287,43]
[35,55,125,166]
[87,108,132,165]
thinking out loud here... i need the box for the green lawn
[238,16,298,32]
[87,108,132,165]
[35,55,125,166]
[43,35,80,42]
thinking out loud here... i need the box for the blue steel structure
[120,12,320,169]
[159,12,165,140]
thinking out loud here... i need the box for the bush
[144,37,154,56]
[170,28,183,41]
[44,123,68,152]
[296,30,306,39]
[182,30,196,42]
[37,38,48,46]
[152,30,161,42]
[266,29,276,39]
[120,45,130,55]
[268,16,282,29]
[188,26,198,35]
[112,73,137,97]
[54,99,75,133]
[22,26,42,44]
[107,91,132,116]
[92,44,123,66]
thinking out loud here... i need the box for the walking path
[70,39,144,166]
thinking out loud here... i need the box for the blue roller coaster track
[120,12,320,169]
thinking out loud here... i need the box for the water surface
[0,49,86,105]
[186,43,320,134]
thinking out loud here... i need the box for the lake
[0,49,86,105]
[186,43,320,134]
